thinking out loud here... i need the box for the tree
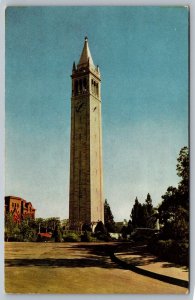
[144,193,156,228]
[130,195,155,229]
[19,219,36,242]
[35,218,44,233]
[127,219,133,234]
[82,222,92,232]
[53,224,62,242]
[104,199,116,232]
[131,197,139,228]
[94,221,109,241]
[177,146,189,194]
[46,217,61,232]
[5,213,20,241]
[61,219,70,232]
[158,146,189,241]
[95,221,107,234]
[131,197,146,228]
[145,193,153,215]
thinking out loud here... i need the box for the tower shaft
[69,38,104,229]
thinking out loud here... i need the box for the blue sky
[5,6,188,221]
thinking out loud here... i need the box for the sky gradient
[5,6,189,221]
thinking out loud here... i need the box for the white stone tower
[69,37,104,229]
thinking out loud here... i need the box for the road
[5,242,187,294]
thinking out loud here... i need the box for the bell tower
[69,37,104,229]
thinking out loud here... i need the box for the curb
[109,251,189,289]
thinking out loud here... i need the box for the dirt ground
[4,242,188,294]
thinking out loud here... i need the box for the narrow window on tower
[79,79,82,94]
[83,77,87,93]
[91,79,94,93]
[96,82,98,95]
[75,80,78,96]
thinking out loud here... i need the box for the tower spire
[78,37,94,66]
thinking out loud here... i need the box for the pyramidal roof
[78,37,94,66]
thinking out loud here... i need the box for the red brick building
[5,196,36,223]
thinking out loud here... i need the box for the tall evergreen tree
[144,193,156,228]
[131,197,145,228]
[104,199,116,232]
[130,195,155,229]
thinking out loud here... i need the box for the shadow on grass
[5,243,120,269]
[5,257,114,268]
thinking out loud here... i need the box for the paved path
[114,243,189,281]
[5,242,188,294]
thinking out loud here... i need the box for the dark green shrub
[82,223,92,232]
[95,232,111,241]
[81,231,97,242]
[63,233,80,242]
[95,221,107,234]
[147,238,189,266]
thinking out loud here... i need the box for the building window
[83,78,87,93]
[79,79,82,93]
[75,80,78,95]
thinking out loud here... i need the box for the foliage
[150,146,189,266]
[104,199,116,232]
[35,217,61,234]
[82,223,92,232]
[61,219,70,231]
[19,220,37,242]
[177,146,189,193]
[53,225,63,242]
[130,197,142,228]
[94,221,111,241]
[5,214,64,242]
[81,231,97,242]
[63,232,80,242]
[148,238,189,266]
[127,220,133,234]
[130,194,155,229]
[95,221,107,234]
[121,226,128,239]
[46,217,61,232]
[158,146,189,241]
[5,213,20,241]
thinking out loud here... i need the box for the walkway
[113,242,189,286]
